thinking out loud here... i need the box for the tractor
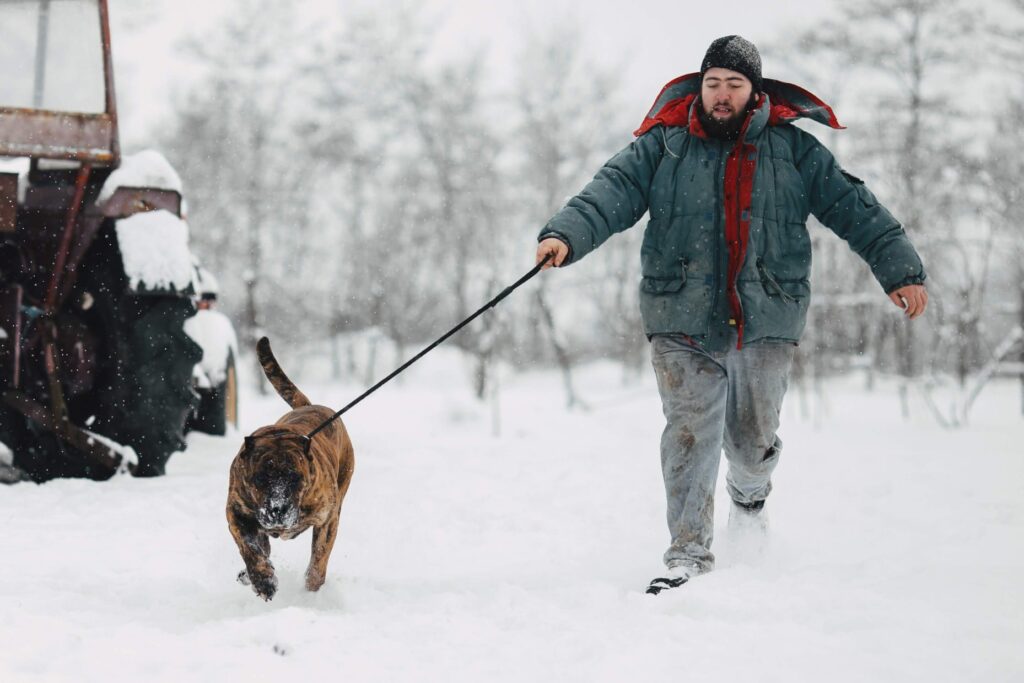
[0,0,237,482]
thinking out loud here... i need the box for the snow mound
[82,429,139,474]
[0,440,26,484]
[98,149,182,204]
[192,264,220,298]
[115,210,194,292]
[185,309,238,385]
[0,156,30,202]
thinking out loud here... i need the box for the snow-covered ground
[2,350,1022,682]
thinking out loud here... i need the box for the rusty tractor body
[0,0,232,481]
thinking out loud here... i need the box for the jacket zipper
[705,140,726,335]
[733,143,743,315]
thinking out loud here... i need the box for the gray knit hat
[700,35,763,93]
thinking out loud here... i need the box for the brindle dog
[227,337,355,601]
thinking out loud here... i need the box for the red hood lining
[634,75,843,138]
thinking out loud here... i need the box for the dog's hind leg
[305,514,341,591]
[228,505,278,601]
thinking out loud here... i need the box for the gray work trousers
[650,333,796,572]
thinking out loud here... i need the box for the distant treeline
[154,0,1024,423]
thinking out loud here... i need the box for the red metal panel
[45,165,91,312]
[98,0,120,164]
[100,187,182,218]
[0,173,16,233]
[0,108,116,164]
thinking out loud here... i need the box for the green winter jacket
[538,74,926,351]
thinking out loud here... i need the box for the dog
[226,337,355,601]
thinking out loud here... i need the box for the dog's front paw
[250,572,278,601]
[305,569,326,592]
[237,569,252,586]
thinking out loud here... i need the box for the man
[534,35,927,594]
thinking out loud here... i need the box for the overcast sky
[429,0,831,86]
[108,0,836,145]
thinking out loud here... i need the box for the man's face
[701,67,754,123]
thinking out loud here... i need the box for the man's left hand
[888,284,928,319]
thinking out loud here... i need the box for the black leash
[306,255,552,440]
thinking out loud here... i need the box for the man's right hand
[536,237,569,270]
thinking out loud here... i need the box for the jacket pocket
[756,259,797,303]
[641,271,686,294]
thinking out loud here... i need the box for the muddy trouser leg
[722,342,797,507]
[651,334,729,574]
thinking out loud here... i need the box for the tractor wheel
[0,405,70,483]
[187,349,238,436]
[67,226,203,478]
[119,296,203,475]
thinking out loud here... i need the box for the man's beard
[697,95,756,141]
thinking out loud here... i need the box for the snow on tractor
[0,0,237,482]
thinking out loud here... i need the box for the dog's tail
[256,337,312,408]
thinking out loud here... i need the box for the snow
[1,351,1022,682]
[114,209,194,292]
[97,149,183,205]
[185,309,239,385]
[192,263,220,297]
[82,429,139,472]
[0,440,25,484]
[0,155,30,202]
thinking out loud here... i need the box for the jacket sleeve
[538,129,664,265]
[793,130,927,293]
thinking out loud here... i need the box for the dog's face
[239,430,313,531]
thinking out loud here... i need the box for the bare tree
[399,58,514,399]
[769,0,984,419]
[510,19,633,408]
[150,1,662,405]
[159,0,316,390]
[984,0,1024,414]
[915,0,1024,424]
[297,5,442,382]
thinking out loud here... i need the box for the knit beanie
[700,35,763,93]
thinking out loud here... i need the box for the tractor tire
[118,296,203,476]
[187,349,238,436]
[4,224,203,481]
[66,225,202,478]
[1,404,85,482]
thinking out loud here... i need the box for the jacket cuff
[537,231,574,264]
[884,274,926,294]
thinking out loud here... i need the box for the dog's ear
[242,436,256,457]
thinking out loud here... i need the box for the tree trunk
[246,119,267,395]
[244,269,265,396]
[534,287,584,410]
[474,351,489,401]
[1019,279,1024,416]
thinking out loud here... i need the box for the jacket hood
[634,72,844,138]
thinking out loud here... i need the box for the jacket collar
[634,72,844,138]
